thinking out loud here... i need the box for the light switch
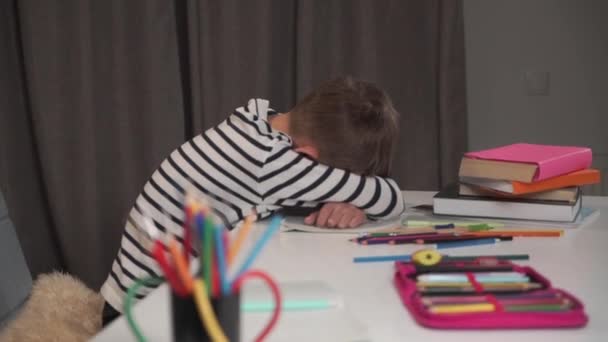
[524,71,550,96]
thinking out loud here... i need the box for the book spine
[534,149,592,181]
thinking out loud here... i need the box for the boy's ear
[294,145,319,160]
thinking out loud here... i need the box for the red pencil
[211,252,220,297]
[152,240,188,297]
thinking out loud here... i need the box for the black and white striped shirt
[101,99,404,310]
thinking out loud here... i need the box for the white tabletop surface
[93,191,608,342]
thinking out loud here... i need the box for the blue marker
[436,238,498,250]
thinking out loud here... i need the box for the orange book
[460,169,600,195]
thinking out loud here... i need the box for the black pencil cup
[171,291,240,342]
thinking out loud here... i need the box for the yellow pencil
[430,303,496,314]
[227,215,255,267]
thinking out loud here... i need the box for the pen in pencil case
[417,272,530,283]
[414,264,515,273]
[428,300,573,314]
[418,282,543,294]
[422,296,568,306]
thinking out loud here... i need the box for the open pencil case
[393,260,588,329]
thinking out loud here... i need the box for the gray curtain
[185,0,468,188]
[0,0,185,287]
[0,0,467,289]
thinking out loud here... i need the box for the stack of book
[434,143,600,222]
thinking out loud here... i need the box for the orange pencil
[228,215,255,266]
[167,238,194,293]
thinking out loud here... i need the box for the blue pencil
[232,215,283,282]
[353,255,412,263]
[214,225,229,295]
[436,238,498,250]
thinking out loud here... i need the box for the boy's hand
[304,203,367,228]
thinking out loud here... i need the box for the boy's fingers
[304,212,319,225]
[337,211,352,229]
[349,212,367,228]
[315,204,336,227]
[327,205,346,228]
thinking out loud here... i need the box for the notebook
[281,216,402,234]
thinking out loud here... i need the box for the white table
[93,191,608,342]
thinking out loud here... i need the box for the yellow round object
[412,249,443,266]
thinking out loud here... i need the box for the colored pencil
[425,297,568,306]
[353,255,412,263]
[388,235,496,245]
[167,237,194,293]
[418,282,542,294]
[352,254,529,264]
[415,264,514,273]
[152,240,188,297]
[417,281,533,287]
[203,215,215,295]
[430,303,495,314]
[406,220,504,228]
[445,254,529,261]
[470,230,563,237]
[228,215,255,267]
[182,205,193,266]
[504,303,571,312]
[417,273,529,283]
[232,215,283,281]
[357,232,440,244]
[422,291,561,304]
[211,253,220,297]
[214,226,229,295]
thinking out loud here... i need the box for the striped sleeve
[259,144,405,220]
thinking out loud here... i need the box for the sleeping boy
[100,76,405,324]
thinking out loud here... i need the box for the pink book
[465,143,592,182]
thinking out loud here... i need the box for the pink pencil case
[393,261,588,329]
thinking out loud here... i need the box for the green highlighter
[241,281,340,313]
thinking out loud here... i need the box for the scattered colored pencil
[228,215,255,266]
[203,215,214,295]
[214,226,229,295]
[167,237,194,293]
[353,253,529,264]
[232,215,283,281]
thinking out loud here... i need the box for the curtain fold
[185,0,298,132]
[0,0,466,288]
[1,0,185,287]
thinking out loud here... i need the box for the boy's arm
[258,145,404,220]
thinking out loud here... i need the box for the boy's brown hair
[289,76,399,177]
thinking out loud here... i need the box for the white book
[433,184,582,222]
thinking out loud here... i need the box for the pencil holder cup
[171,290,240,342]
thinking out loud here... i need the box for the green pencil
[504,303,571,312]
[204,216,214,295]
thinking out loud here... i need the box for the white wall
[464,0,608,195]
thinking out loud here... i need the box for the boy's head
[286,76,399,177]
